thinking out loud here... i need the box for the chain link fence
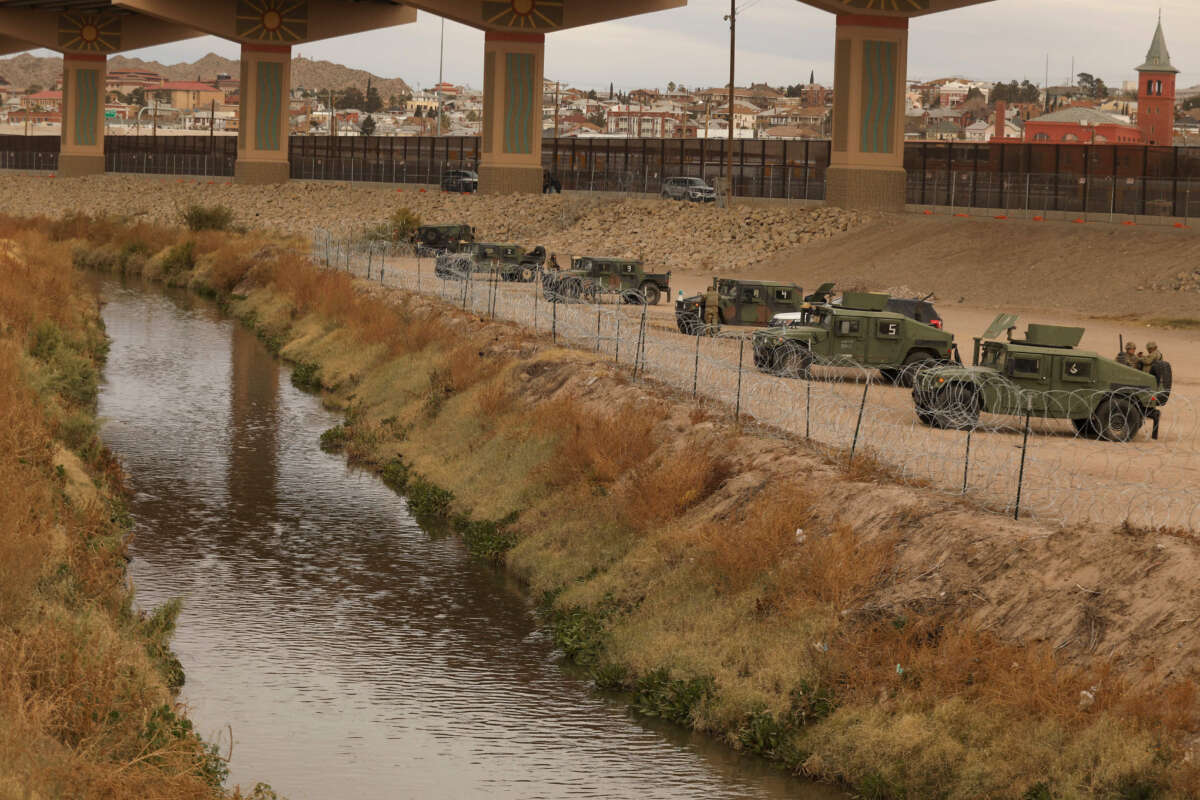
[309,229,1200,532]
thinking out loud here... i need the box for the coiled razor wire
[309,228,1200,532]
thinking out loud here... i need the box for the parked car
[441,169,478,193]
[661,176,717,203]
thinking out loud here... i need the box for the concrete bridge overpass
[0,0,995,209]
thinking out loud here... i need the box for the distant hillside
[0,51,411,99]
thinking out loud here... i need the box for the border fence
[309,231,1200,532]
[6,133,1200,217]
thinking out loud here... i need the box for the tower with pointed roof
[1136,15,1178,146]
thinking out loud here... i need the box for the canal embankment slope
[34,213,1200,799]
[0,226,233,799]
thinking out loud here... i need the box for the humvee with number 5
[751,291,956,385]
[912,315,1172,441]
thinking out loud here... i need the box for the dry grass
[0,228,224,799]
[539,395,665,486]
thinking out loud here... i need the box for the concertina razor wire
[308,227,1200,533]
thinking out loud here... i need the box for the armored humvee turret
[751,292,956,385]
[912,315,1172,441]
[542,257,671,305]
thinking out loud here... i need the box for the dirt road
[368,254,1199,529]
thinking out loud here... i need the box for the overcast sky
[29,0,1199,93]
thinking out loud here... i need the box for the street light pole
[724,0,736,200]
[435,17,445,135]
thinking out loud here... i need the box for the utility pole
[435,17,445,135]
[724,0,736,200]
[329,88,336,138]
[152,92,158,138]
[704,99,710,139]
[553,80,560,137]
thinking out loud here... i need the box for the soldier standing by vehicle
[1140,341,1163,372]
[547,253,560,271]
[1117,341,1139,367]
[703,282,721,329]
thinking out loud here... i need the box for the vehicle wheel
[661,190,670,199]
[929,382,980,430]
[519,265,537,283]
[677,313,702,335]
[639,282,661,306]
[878,368,900,385]
[621,289,645,305]
[774,341,812,379]
[1071,417,1097,438]
[1150,360,1172,405]
[898,351,935,388]
[1090,396,1144,442]
[582,283,600,303]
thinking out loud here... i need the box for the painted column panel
[479,31,544,194]
[235,42,292,183]
[827,14,908,211]
[58,52,106,175]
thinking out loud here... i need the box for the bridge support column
[235,43,291,184]
[478,31,543,195]
[59,52,106,177]
[826,14,908,212]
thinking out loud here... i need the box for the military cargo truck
[413,224,475,255]
[542,257,671,304]
[675,279,831,334]
[912,315,1172,441]
[433,242,545,281]
[751,292,956,385]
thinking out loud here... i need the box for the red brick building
[1022,106,1143,144]
[1136,17,1177,146]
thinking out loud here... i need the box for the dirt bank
[748,213,1200,319]
[44,214,1200,798]
[0,174,864,273]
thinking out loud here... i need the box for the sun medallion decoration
[836,0,930,10]
[236,0,309,43]
[57,13,121,53]
[482,0,563,29]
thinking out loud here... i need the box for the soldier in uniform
[703,281,721,329]
[1117,341,1139,368]
[1140,341,1163,372]
[547,253,560,271]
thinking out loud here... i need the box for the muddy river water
[95,280,842,800]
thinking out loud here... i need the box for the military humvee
[751,292,956,385]
[433,242,545,281]
[912,315,1172,441]
[542,257,671,305]
[675,279,830,334]
[413,224,475,255]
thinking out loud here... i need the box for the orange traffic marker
[922,209,933,215]
[1032,215,1044,221]
[1072,218,1085,224]
[954,213,968,218]
[994,215,1008,220]
[1174,222,1189,229]
[1122,220,1136,226]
